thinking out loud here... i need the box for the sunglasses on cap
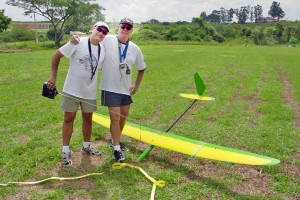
[120,25,132,30]
[96,27,108,35]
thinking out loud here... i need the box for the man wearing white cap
[100,17,146,163]
[47,21,109,167]
[71,17,146,163]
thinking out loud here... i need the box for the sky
[1,0,299,23]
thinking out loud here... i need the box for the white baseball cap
[93,21,110,32]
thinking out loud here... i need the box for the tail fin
[194,72,206,96]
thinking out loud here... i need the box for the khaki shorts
[60,93,97,113]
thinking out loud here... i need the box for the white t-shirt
[59,37,105,99]
[100,35,146,95]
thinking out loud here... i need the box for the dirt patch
[134,141,150,150]
[232,166,274,196]
[0,49,33,53]
[279,71,300,130]
[14,135,31,144]
[151,152,277,198]
[278,69,300,182]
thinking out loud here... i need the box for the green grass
[0,45,299,199]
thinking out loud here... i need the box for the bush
[289,36,298,44]
[213,33,225,43]
[136,29,160,40]
[0,25,35,42]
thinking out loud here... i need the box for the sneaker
[110,141,129,152]
[81,145,101,156]
[113,150,126,162]
[62,152,72,167]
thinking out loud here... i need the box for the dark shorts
[101,90,133,107]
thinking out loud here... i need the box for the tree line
[133,18,299,45]
[192,1,286,24]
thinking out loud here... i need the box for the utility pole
[34,13,38,43]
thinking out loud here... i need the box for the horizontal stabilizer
[179,93,215,101]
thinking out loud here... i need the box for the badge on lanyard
[117,37,131,74]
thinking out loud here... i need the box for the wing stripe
[193,145,205,157]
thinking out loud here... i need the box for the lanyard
[117,36,129,63]
[88,38,101,80]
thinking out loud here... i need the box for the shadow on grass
[128,143,270,200]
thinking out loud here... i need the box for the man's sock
[83,142,91,148]
[62,146,70,153]
[113,145,121,151]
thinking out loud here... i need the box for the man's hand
[70,35,80,45]
[129,84,138,96]
[47,78,56,90]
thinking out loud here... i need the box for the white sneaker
[113,150,126,163]
[62,152,72,167]
[81,145,101,156]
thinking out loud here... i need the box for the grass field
[0,44,299,199]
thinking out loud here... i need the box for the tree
[268,1,285,21]
[200,11,207,19]
[194,17,206,27]
[193,17,223,42]
[147,19,160,24]
[206,10,221,23]
[220,7,229,23]
[230,8,240,22]
[254,5,263,23]
[237,6,250,24]
[0,9,11,32]
[228,8,235,22]
[275,21,284,41]
[6,0,105,45]
[63,2,105,35]
[249,6,254,23]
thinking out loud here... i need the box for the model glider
[92,113,279,166]
[92,73,280,166]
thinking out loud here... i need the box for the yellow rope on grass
[0,163,165,200]
[112,163,165,200]
[0,173,104,186]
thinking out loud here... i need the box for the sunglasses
[120,25,132,30]
[96,27,108,35]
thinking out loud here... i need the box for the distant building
[14,22,53,29]
[263,17,275,23]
